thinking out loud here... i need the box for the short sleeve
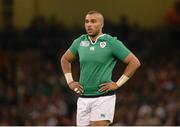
[69,38,80,57]
[111,38,131,61]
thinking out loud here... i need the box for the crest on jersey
[80,41,89,47]
[100,42,106,48]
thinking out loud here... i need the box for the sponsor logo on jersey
[100,114,106,118]
[90,46,95,51]
[100,41,106,48]
[80,41,89,47]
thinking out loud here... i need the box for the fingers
[99,82,118,92]
[99,83,107,87]
[74,86,84,94]
[76,83,84,93]
[70,82,84,94]
[79,85,83,89]
[74,88,78,92]
[78,86,84,93]
[99,84,109,92]
[74,88,83,94]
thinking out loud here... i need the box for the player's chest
[78,41,112,63]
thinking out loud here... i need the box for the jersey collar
[88,34,105,45]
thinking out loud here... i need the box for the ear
[101,22,104,28]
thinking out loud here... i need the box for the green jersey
[69,34,131,96]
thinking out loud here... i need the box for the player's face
[85,14,103,37]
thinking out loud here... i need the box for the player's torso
[77,34,116,96]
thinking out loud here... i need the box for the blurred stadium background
[0,0,179,125]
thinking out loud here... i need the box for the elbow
[60,55,65,65]
[130,57,141,69]
[136,59,141,69]
[61,54,72,65]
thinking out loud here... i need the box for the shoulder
[104,34,127,50]
[104,34,120,44]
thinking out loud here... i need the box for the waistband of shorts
[79,91,115,98]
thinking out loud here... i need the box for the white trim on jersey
[88,34,105,45]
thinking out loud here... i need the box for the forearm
[61,56,74,84]
[60,52,83,93]
[61,55,72,74]
[116,54,141,87]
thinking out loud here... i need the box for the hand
[99,82,119,92]
[68,81,84,95]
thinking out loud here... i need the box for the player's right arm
[61,49,83,94]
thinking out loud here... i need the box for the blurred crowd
[0,3,180,125]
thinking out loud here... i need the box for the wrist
[116,74,129,87]
[65,73,74,84]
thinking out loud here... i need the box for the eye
[91,19,96,23]
[85,20,89,23]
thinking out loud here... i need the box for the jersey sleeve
[69,38,80,57]
[111,38,131,61]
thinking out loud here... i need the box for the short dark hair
[86,10,104,23]
[86,10,103,15]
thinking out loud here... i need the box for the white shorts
[76,94,116,126]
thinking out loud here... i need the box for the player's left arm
[99,53,141,92]
[122,52,141,78]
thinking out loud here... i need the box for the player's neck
[89,32,103,42]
